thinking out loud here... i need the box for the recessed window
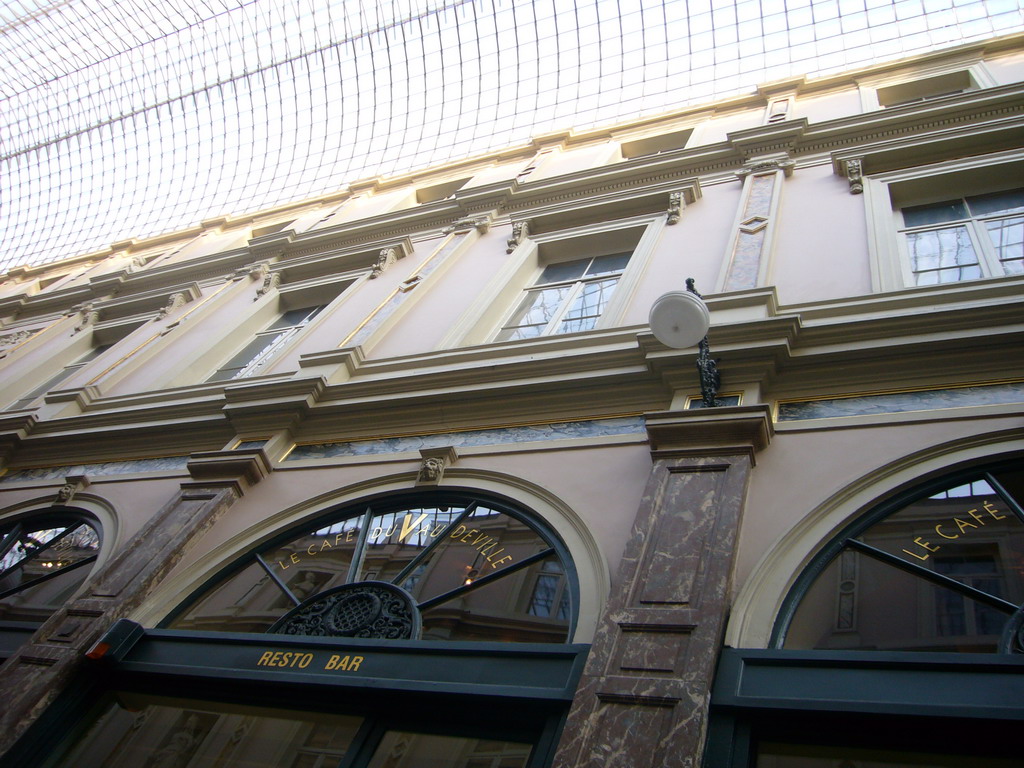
[900,188,1023,285]
[496,252,631,341]
[876,70,973,108]
[7,344,112,410]
[415,177,470,204]
[207,305,324,382]
[620,128,692,159]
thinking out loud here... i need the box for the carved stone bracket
[255,271,281,298]
[72,304,99,335]
[507,220,530,252]
[54,474,89,505]
[442,216,491,235]
[845,157,864,194]
[157,292,187,319]
[416,446,458,485]
[369,247,399,279]
[736,152,795,179]
[237,261,270,282]
[666,191,684,225]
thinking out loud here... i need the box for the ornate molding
[0,329,34,351]
[736,153,796,179]
[369,247,398,279]
[441,216,491,235]
[270,582,421,640]
[506,220,530,252]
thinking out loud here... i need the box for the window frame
[856,61,995,112]
[206,304,326,382]
[863,151,1024,292]
[441,214,665,348]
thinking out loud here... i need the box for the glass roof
[2,0,1022,274]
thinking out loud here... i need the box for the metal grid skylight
[2,0,1022,273]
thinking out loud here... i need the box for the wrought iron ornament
[269,581,422,640]
[686,278,722,408]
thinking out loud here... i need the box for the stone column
[0,448,269,757]
[553,406,772,768]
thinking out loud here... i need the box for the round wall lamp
[648,278,722,408]
[649,288,711,349]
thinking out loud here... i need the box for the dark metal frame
[12,620,588,768]
[770,457,1024,649]
[160,487,581,641]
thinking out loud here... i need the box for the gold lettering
[490,555,513,568]
[935,524,959,540]
[325,654,341,671]
[383,525,396,537]
[349,655,363,671]
[430,524,446,537]
[280,652,293,666]
[914,536,939,552]
[307,544,317,556]
[983,501,1008,520]
[399,513,429,543]
[297,653,313,669]
[269,651,284,666]
[954,517,978,534]
[371,527,383,539]
[257,651,274,666]
[335,533,346,546]
[461,528,478,543]
[480,541,497,555]
[290,553,300,565]
[278,559,289,570]
[485,547,506,565]
[470,532,489,546]
[450,524,467,540]
[347,530,356,542]
[966,508,986,525]
[902,548,931,562]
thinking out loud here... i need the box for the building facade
[0,34,1022,767]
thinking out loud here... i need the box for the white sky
[1,0,1022,273]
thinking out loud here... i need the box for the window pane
[48,695,362,768]
[906,227,979,284]
[966,188,1024,217]
[267,305,324,330]
[556,278,617,334]
[985,216,1024,274]
[537,260,588,284]
[498,285,573,339]
[902,199,968,227]
[585,252,630,276]
[367,731,530,768]
[208,336,278,381]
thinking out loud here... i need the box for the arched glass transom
[775,460,1024,653]
[165,491,578,644]
[0,511,102,656]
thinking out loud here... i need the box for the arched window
[706,459,1024,767]
[163,490,579,644]
[32,492,586,768]
[774,459,1023,653]
[0,510,102,659]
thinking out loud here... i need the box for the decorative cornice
[644,405,774,461]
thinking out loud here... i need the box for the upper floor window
[620,127,693,159]
[207,304,324,382]
[876,70,974,107]
[900,188,1023,285]
[8,344,112,410]
[495,252,631,341]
